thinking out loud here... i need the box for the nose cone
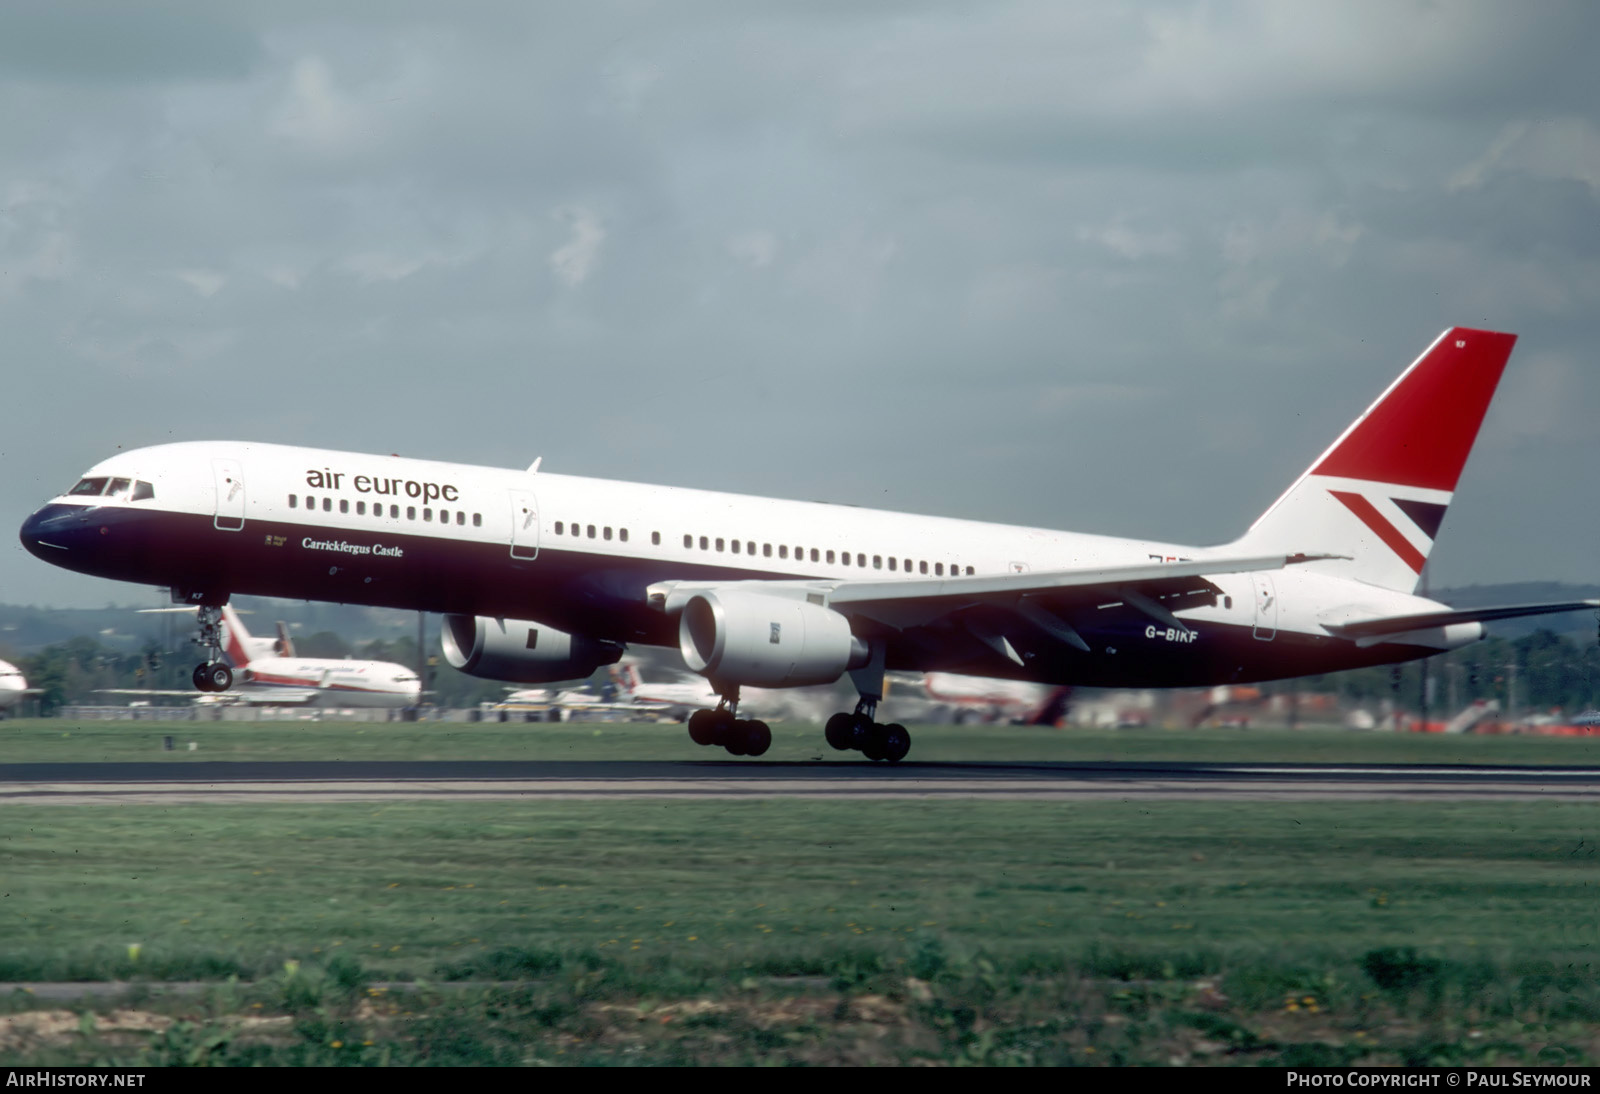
[19,503,92,562]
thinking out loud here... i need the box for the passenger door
[509,490,540,560]
[212,459,246,532]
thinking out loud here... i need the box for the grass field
[7,716,1600,766]
[4,760,1600,1064]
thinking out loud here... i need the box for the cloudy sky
[3,1,1598,608]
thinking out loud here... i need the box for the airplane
[101,606,421,708]
[0,659,43,718]
[918,672,1071,725]
[19,327,1599,762]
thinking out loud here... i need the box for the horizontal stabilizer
[1324,600,1599,640]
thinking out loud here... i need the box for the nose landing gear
[186,601,233,693]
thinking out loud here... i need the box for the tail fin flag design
[1233,328,1517,593]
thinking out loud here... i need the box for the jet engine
[441,615,623,683]
[678,589,868,687]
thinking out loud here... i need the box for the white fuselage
[18,439,1479,691]
[0,661,29,712]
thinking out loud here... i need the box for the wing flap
[825,553,1329,630]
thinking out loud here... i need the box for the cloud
[1452,117,1600,197]
[550,208,605,287]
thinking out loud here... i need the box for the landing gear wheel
[860,722,888,762]
[849,712,874,751]
[725,719,750,756]
[688,709,717,746]
[825,712,855,751]
[193,664,215,692]
[204,663,233,692]
[744,720,772,757]
[881,723,911,764]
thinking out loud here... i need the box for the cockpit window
[68,477,109,497]
[131,481,155,501]
[105,478,131,499]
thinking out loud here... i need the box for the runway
[4,759,1600,803]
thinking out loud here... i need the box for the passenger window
[423,508,432,522]
[473,513,482,527]
[966,566,975,575]
[604,527,612,541]
[357,501,366,515]
[715,538,724,552]
[392,505,401,518]
[323,498,332,512]
[289,495,298,508]
[919,561,927,575]
[684,534,693,549]
[620,529,629,543]
[587,525,596,538]
[747,541,755,555]
[857,554,866,567]
[700,536,708,550]
[731,539,741,554]
[779,545,788,559]
[873,555,882,570]
[935,563,944,576]
[555,521,564,535]
[888,557,896,571]
[406,506,416,520]
[306,496,315,509]
[810,548,819,562]
[340,499,349,514]
[457,512,465,525]
[763,544,771,557]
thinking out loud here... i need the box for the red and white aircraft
[0,660,41,718]
[215,606,421,708]
[20,327,1594,760]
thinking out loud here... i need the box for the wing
[1324,600,1600,642]
[652,552,1329,668]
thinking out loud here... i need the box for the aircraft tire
[860,722,888,762]
[848,712,874,750]
[825,712,854,750]
[725,719,750,756]
[745,720,772,757]
[688,709,717,746]
[205,663,234,692]
[882,724,911,763]
[192,664,216,692]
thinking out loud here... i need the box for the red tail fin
[1233,327,1517,593]
[1311,328,1516,491]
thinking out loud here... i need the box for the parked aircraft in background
[919,672,1071,725]
[0,660,41,717]
[22,327,1598,761]
[102,606,420,708]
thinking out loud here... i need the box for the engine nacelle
[679,590,867,687]
[441,615,623,683]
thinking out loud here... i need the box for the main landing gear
[825,703,911,763]
[187,602,233,693]
[826,638,911,762]
[686,685,772,757]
